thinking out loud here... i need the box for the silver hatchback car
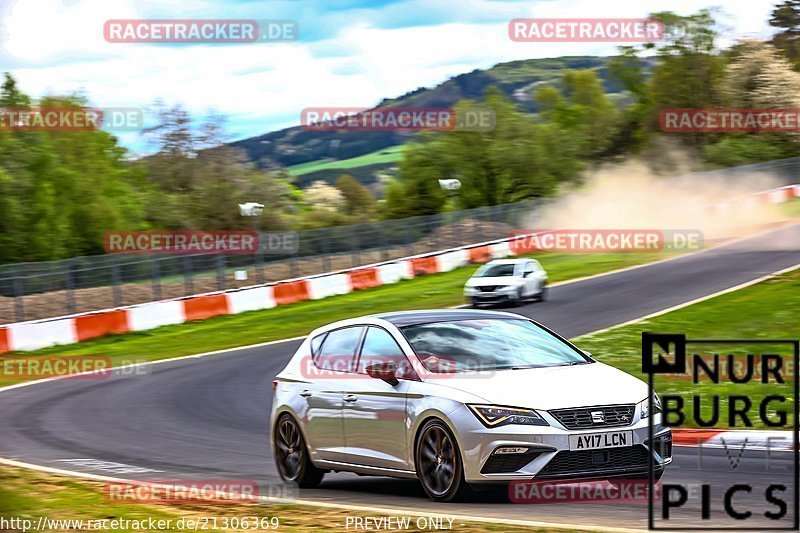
[270,309,671,501]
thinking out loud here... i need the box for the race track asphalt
[1,223,799,530]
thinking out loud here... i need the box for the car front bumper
[466,291,515,305]
[449,405,672,483]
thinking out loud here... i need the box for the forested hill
[230,56,643,169]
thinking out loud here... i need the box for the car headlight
[467,404,549,427]
[639,394,662,419]
[497,285,514,292]
[464,286,477,293]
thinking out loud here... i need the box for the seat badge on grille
[590,410,605,424]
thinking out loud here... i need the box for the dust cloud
[527,159,791,242]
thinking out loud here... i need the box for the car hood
[430,362,647,410]
[466,276,519,287]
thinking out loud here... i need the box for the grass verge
[574,268,800,429]
[0,465,593,533]
[781,197,800,217]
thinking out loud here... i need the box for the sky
[0,0,779,154]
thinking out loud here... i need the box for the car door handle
[343,394,358,403]
[299,390,312,398]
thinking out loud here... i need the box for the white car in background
[464,259,547,307]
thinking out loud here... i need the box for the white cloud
[0,0,779,150]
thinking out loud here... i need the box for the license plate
[569,431,633,451]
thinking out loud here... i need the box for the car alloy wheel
[538,285,548,301]
[416,420,469,501]
[274,414,325,488]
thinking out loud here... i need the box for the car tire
[537,284,548,302]
[273,414,325,488]
[415,419,471,502]
[512,287,524,307]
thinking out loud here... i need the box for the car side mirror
[365,362,399,385]
[524,271,533,277]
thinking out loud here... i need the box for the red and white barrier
[377,261,413,285]
[0,183,796,354]
[348,268,381,290]
[436,249,469,272]
[7,318,77,352]
[226,287,276,314]
[128,301,185,331]
[308,274,351,300]
[749,184,799,205]
[672,428,793,450]
[490,241,512,258]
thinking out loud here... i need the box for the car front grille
[549,404,635,430]
[538,445,649,478]
[477,286,498,292]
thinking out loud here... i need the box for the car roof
[373,309,522,327]
[482,258,530,266]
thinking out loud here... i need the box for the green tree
[385,88,580,216]
[335,174,376,217]
[0,83,145,260]
[139,105,296,231]
[535,70,619,160]
[607,47,651,153]
[704,42,800,164]
[770,0,800,66]
[382,137,448,218]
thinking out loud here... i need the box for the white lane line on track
[0,457,645,533]
[0,334,306,394]
[574,262,800,340]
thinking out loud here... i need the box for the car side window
[310,332,327,356]
[523,262,535,275]
[357,327,414,379]
[314,326,364,372]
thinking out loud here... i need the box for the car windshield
[400,318,589,372]
[475,264,516,277]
